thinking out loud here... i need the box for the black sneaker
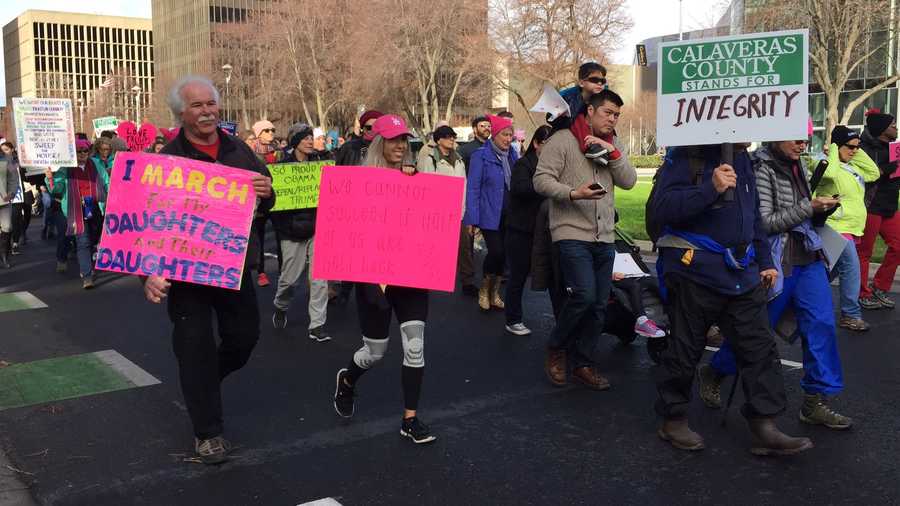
[194,436,231,465]
[859,296,884,310]
[333,368,355,418]
[272,308,287,329]
[872,288,895,309]
[309,325,332,342]
[400,416,437,444]
[585,144,609,164]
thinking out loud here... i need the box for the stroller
[603,226,669,363]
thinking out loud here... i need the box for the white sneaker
[505,322,532,336]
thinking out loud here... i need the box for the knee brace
[353,336,389,369]
[400,320,425,368]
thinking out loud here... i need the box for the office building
[3,10,154,130]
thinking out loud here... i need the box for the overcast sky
[1,0,726,101]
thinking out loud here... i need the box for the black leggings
[481,218,506,276]
[615,277,654,317]
[347,284,429,411]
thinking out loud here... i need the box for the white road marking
[705,346,803,369]
[2,291,48,309]
[297,498,342,506]
[93,350,161,387]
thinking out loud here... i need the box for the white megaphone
[529,83,570,122]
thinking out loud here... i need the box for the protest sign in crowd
[2,28,899,466]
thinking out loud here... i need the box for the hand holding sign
[117,121,158,152]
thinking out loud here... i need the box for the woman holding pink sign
[332,114,437,445]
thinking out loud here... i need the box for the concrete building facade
[3,10,154,129]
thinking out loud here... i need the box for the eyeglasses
[77,149,90,153]
[584,77,607,85]
[792,140,809,146]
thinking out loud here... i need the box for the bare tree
[746,0,899,141]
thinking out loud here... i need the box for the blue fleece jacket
[652,145,774,295]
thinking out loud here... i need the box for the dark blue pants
[547,240,615,369]
[710,261,843,396]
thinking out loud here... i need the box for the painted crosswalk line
[0,292,48,313]
[297,499,342,506]
[0,350,160,411]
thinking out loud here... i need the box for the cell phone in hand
[589,182,607,195]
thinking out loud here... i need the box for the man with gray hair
[142,75,275,464]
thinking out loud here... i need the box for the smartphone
[589,182,607,195]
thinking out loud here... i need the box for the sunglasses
[584,77,607,85]
[362,125,374,131]
[77,149,90,153]
[792,140,809,145]
[261,128,276,133]
[844,144,861,151]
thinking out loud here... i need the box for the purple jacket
[463,141,519,231]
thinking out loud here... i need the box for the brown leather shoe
[544,349,567,387]
[572,366,610,391]
[748,417,814,456]
[658,418,705,451]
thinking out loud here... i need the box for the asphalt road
[1,224,899,506]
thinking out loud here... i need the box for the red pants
[857,212,900,297]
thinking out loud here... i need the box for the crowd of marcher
[1,63,897,465]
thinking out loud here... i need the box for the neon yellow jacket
[814,143,880,236]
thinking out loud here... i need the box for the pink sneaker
[634,316,665,338]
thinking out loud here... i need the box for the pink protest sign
[117,121,158,152]
[95,152,257,290]
[888,141,900,178]
[312,166,464,292]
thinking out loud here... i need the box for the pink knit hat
[487,114,513,137]
[76,139,92,151]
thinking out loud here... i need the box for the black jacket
[458,138,485,174]
[270,150,324,241]
[506,151,544,234]
[334,136,369,167]
[160,128,275,271]
[861,129,900,217]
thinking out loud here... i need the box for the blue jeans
[835,237,862,319]
[547,240,615,368]
[74,233,94,277]
[710,261,844,396]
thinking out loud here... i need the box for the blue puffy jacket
[463,141,519,231]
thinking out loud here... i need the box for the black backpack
[645,147,707,245]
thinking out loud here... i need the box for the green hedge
[630,154,662,168]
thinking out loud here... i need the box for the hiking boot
[194,436,231,465]
[634,316,666,338]
[505,322,532,336]
[544,348,567,387]
[658,418,704,451]
[800,393,853,430]
[257,272,270,287]
[56,261,67,273]
[477,277,491,311]
[706,324,724,347]
[272,308,287,329]
[696,364,723,409]
[872,288,895,309]
[859,296,884,310]
[309,325,332,342]
[333,368,355,418]
[400,416,437,444]
[572,366,611,391]
[748,417,814,456]
[490,277,505,310]
[838,315,870,332]
[461,283,478,296]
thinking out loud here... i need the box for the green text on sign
[269,161,332,212]
[661,33,804,94]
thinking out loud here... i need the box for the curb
[0,447,37,506]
